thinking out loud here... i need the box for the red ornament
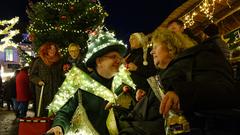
[85,29,97,36]
[61,16,67,20]
[28,33,35,42]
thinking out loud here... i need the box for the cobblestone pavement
[0,107,18,135]
[0,104,35,135]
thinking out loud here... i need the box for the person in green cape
[47,30,128,135]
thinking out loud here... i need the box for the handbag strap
[77,90,82,105]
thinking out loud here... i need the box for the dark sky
[0,0,187,42]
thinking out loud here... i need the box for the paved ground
[0,107,18,135]
[0,103,35,135]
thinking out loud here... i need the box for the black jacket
[160,40,239,114]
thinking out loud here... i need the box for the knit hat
[85,30,127,68]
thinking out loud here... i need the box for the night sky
[0,0,187,43]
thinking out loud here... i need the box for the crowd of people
[0,19,240,135]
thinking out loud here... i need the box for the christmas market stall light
[180,0,231,28]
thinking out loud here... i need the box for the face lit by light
[68,46,80,59]
[97,51,122,77]
[129,36,141,49]
[48,45,57,57]
[150,41,173,69]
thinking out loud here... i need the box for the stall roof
[159,0,240,35]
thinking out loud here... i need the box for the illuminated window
[5,48,14,61]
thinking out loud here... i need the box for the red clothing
[16,70,32,102]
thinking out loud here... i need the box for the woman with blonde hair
[126,32,157,80]
[151,28,240,135]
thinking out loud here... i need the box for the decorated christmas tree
[26,0,108,53]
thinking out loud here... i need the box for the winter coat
[208,35,230,59]
[159,40,240,124]
[30,58,64,117]
[3,77,16,101]
[16,70,32,102]
[52,71,113,135]
[118,90,165,135]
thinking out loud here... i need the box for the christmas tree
[27,0,108,53]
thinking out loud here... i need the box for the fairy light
[180,0,225,28]
[113,64,136,91]
[48,66,115,115]
[48,65,134,134]
[48,64,135,115]
[27,0,108,50]
[28,1,107,34]
[84,30,127,63]
[0,17,19,51]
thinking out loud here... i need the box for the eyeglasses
[102,55,123,61]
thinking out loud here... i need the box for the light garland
[27,0,108,51]
[0,17,19,51]
[180,0,226,28]
[48,65,135,115]
[28,1,106,34]
[48,66,116,115]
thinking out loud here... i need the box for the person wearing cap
[47,31,128,135]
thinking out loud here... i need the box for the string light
[28,1,106,34]
[180,0,227,28]
[27,0,108,50]
[48,66,135,115]
[84,30,127,63]
[0,17,19,51]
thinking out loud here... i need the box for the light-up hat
[84,30,127,68]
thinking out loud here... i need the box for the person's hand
[46,126,63,135]
[63,64,71,72]
[135,89,146,102]
[160,91,180,117]
[105,102,113,110]
[126,62,137,71]
[38,81,45,86]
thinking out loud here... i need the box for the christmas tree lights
[27,0,108,52]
